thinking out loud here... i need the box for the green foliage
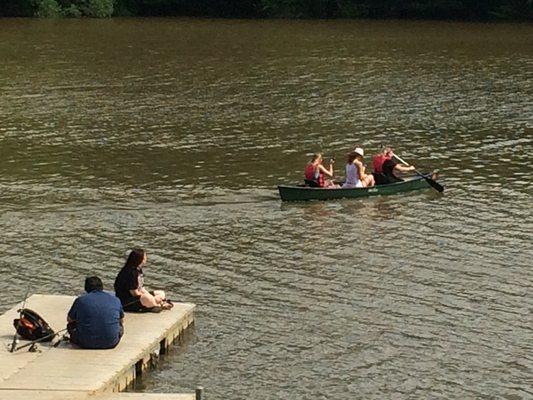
[262,0,303,17]
[75,0,115,17]
[33,0,62,17]
[490,0,533,19]
[113,0,139,15]
[0,0,531,19]
[336,2,364,18]
[260,0,337,18]
[63,3,82,17]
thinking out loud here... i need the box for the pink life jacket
[304,164,324,187]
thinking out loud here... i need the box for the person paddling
[382,151,415,184]
[372,147,415,184]
[304,153,337,188]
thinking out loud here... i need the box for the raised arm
[354,160,368,180]
[317,161,334,177]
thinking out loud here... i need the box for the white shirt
[342,163,362,188]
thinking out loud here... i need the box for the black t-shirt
[382,158,398,176]
[382,159,404,183]
[114,266,143,304]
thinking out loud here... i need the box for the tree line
[1,0,531,20]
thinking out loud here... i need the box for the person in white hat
[342,147,375,188]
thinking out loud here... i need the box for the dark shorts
[121,296,144,312]
[373,172,388,185]
[373,172,403,185]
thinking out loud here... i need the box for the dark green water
[0,18,531,399]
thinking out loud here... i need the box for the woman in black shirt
[114,248,173,312]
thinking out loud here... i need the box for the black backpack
[13,308,55,342]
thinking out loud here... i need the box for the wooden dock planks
[0,391,195,400]
[0,294,196,399]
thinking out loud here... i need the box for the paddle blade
[425,177,444,192]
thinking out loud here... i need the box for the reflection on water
[0,18,532,400]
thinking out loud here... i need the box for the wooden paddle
[392,153,444,192]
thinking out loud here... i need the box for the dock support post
[196,386,204,400]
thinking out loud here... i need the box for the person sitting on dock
[343,147,374,188]
[114,248,173,313]
[67,276,124,349]
[304,153,337,188]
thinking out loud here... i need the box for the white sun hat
[353,147,364,157]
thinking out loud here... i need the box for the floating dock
[0,294,197,400]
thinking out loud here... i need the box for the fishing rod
[14,328,68,352]
[10,285,30,353]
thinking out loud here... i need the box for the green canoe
[278,175,440,202]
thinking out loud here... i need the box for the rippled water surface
[0,19,532,399]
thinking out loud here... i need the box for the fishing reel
[28,343,41,353]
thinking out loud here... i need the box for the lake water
[0,18,531,399]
